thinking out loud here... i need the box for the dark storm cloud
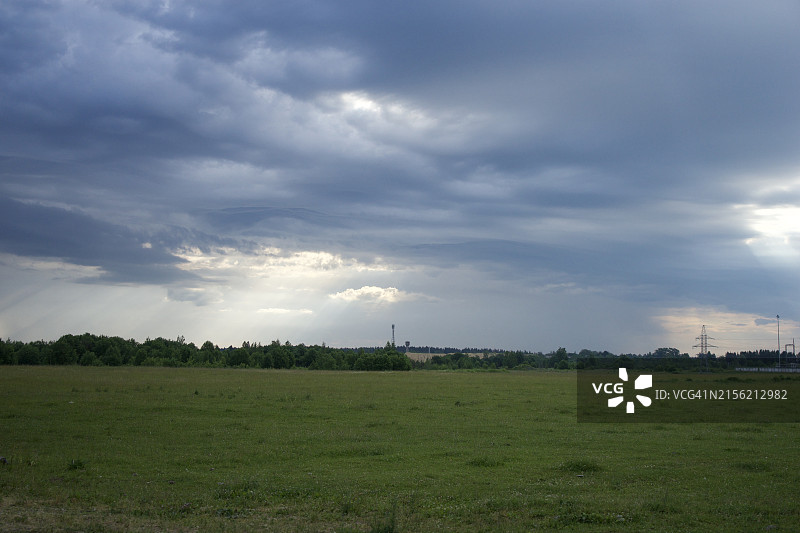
[161,0,800,175]
[7,1,799,206]
[203,206,349,232]
[0,197,191,284]
[0,1,62,74]
[404,233,777,300]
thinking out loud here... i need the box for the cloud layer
[1,0,799,353]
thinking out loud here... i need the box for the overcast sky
[2,0,799,354]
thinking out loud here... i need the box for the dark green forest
[0,334,410,371]
[0,333,793,371]
[0,334,568,370]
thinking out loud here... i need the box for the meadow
[1,367,799,532]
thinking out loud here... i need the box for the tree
[133,346,149,366]
[101,345,123,366]
[653,347,679,358]
[0,340,11,365]
[196,340,220,365]
[228,348,251,367]
[458,356,475,369]
[271,341,294,369]
[352,342,411,371]
[550,347,568,368]
[255,349,273,369]
[311,350,337,370]
[16,344,41,365]
[178,343,194,363]
[51,337,78,365]
[79,351,101,366]
[503,352,521,368]
[294,344,312,367]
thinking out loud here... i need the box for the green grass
[1,367,798,531]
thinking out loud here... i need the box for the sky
[1,0,799,355]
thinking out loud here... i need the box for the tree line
[0,335,579,371]
[419,347,573,370]
[0,334,411,371]
[579,349,798,371]
[1,334,794,371]
[0,335,582,371]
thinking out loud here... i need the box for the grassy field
[1,367,799,532]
